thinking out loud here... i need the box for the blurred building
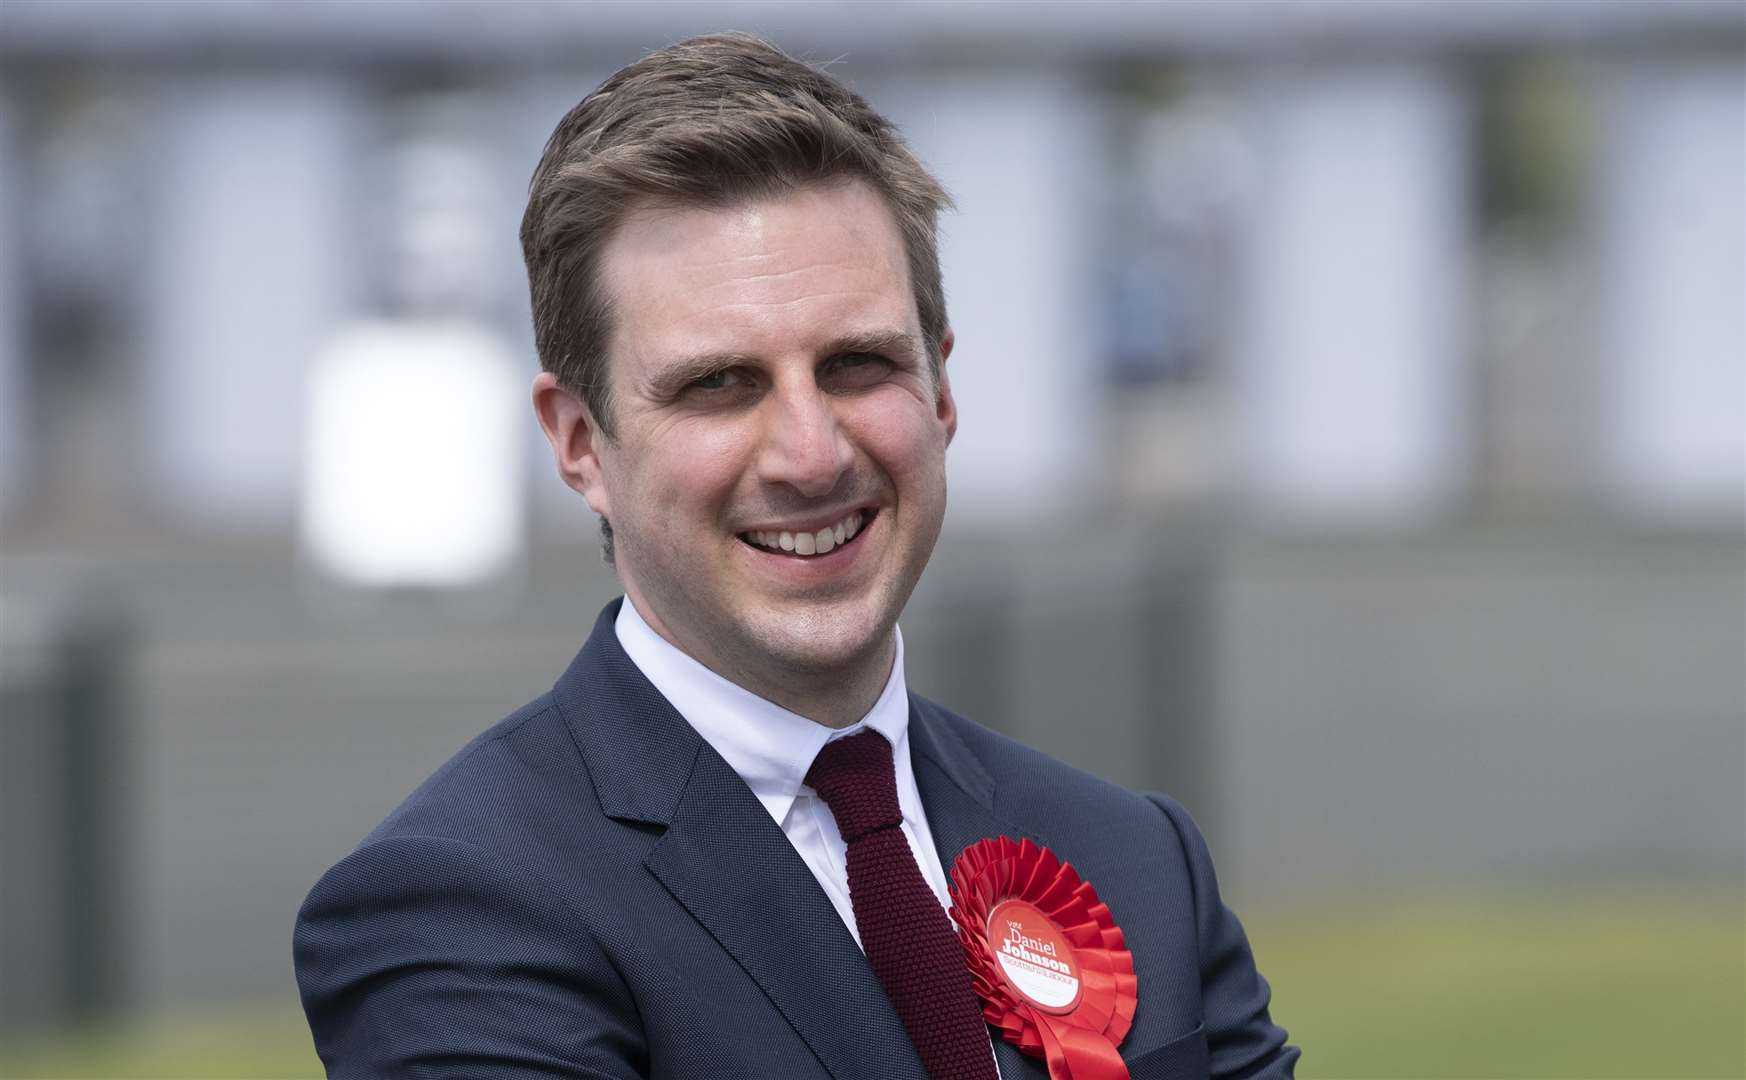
[0,0,1740,1022]
[2,1,1742,534]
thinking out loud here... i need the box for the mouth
[738,508,875,559]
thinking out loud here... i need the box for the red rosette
[949,837,1138,1080]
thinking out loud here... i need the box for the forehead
[597,180,917,375]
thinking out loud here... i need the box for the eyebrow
[640,329,923,401]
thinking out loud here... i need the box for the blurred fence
[1,596,129,1032]
[2,518,1740,1017]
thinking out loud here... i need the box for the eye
[688,367,750,393]
[672,366,760,410]
[823,352,893,391]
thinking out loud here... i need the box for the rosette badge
[949,837,1138,1080]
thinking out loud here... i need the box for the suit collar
[612,595,924,838]
[553,598,701,827]
[907,695,997,813]
[555,601,1033,843]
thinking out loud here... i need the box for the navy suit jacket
[295,600,1297,1078]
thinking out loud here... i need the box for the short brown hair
[520,32,953,441]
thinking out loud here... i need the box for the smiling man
[295,33,1297,1080]
[535,181,953,729]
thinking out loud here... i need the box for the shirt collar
[614,595,915,827]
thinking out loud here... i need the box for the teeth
[744,511,866,557]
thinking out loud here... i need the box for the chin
[740,602,893,677]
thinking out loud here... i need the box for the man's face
[557,180,955,700]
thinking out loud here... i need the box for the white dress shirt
[614,597,955,946]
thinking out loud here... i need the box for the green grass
[1250,884,1746,1078]
[0,998,321,1079]
[2,886,1740,1078]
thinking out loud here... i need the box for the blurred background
[1,1,1741,1076]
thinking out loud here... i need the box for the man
[295,33,1297,1080]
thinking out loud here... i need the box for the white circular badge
[987,899,1083,1014]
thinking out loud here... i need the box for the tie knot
[804,729,903,842]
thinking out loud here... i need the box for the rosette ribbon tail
[1035,1014,1130,1080]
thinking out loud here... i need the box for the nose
[756,381,854,498]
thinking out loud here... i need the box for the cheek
[641,426,756,516]
[848,401,949,476]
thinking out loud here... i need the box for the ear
[935,328,958,446]
[532,371,612,518]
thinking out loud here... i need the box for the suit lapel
[908,697,1053,1080]
[645,748,927,1080]
[554,601,926,1080]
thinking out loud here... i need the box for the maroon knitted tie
[805,730,998,1080]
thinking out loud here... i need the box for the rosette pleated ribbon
[949,837,1138,1080]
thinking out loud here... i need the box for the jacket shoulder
[307,683,645,917]
[359,691,590,847]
